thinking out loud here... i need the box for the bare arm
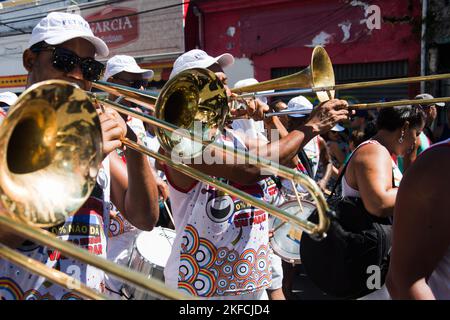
[317,137,333,190]
[163,128,313,190]
[386,146,450,299]
[328,141,346,168]
[107,112,159,231]
[165,99,349,191]
[347,144,398,217]
[272,116,300,168]
[110,139,159,231]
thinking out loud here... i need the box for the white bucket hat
[103,55,154,81]
[170,49,234,79]
[28,12,109,58]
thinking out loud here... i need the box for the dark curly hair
[376,105,425,132]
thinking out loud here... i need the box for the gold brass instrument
[264,95,450,118]
[230,46,450,111]
[0,80,103,227]
[93,75,332,237]
[93,45,450,119]
[0,79,331,300]
[0,80,190,300]
[92,80,157,111]
[2,44,450,300]
[231,46,336,102]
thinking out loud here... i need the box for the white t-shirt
[163,131,271,298]
[0,158,111,300]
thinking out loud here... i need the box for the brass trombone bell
[154,68,229,159]
[0,80,103,227]
[0,80,192,300]
[231,46,336,102]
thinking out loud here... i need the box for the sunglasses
[31,45,105,81]
[112,76,149,89]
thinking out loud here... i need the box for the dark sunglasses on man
[30,44,105,81]
[111,76,149,89]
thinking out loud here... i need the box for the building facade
[185,0,423,103]
[0,0,186,93]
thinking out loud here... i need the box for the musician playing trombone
[0,12,159,300]
[161,49,349,299]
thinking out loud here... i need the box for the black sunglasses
[112,76,149,89]
[31,45,105,81]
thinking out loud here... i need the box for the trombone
[229,46,450,112]
[0,79,331,300]
[92,45,450,118]
[0,80,189,300]
[2,44,449,300]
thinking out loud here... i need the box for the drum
[122,227,176,300]
[269,200,316,265]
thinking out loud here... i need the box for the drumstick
[290,180,304,213]
[272,220,287,233]
[163,200,175,227]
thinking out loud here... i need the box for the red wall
[187,0,421,85]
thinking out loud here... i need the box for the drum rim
[269,199,316,264]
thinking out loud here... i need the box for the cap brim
[0,98,16,106]
[0,94,18,106]
[123,67,154,80]
[215,53,234,69]
[169,57,216,79]
[45,32,109,58]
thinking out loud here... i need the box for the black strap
[298,149,314,179]
[329,153,351,199]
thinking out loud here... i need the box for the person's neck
[371,130,397,155]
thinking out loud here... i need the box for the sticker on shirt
[202,182,266,228]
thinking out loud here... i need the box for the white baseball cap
[0,92,18,106]
[234,78,270,105]
[28,12,109,58]
[415,93,445,107]
[103,55,154,81]
[286,95,313,117]
[170,49,234,79]
[234,78,258,88]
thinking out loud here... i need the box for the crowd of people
[0,12,448,301]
